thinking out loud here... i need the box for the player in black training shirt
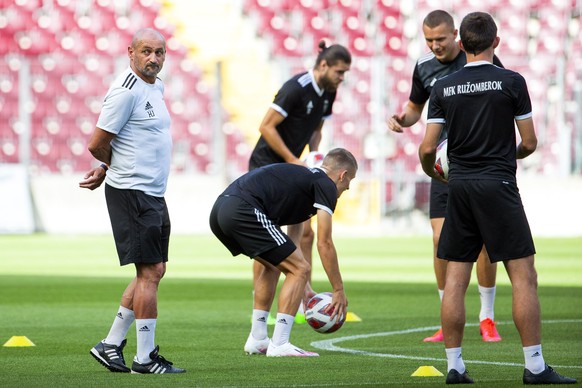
[248,42,351,327]
[249,42,350,169]
[210,148,358,357]
[388,10,502,343]
[419,12,576,385]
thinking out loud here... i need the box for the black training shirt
[410,51,503,142]
[222,163,338,225]
[427,62,532,181]
[249,71,335,169]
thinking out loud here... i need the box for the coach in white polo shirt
[80,28,184,375]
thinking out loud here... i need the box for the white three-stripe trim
[254,209,286,245]
[150,363,167,374]
[105,349,120,360]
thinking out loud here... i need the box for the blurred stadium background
[1,0,581,236]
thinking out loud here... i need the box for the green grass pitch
[0,234,580,387]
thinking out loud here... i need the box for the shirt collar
[465,60,493,67]
[309,69,324,96]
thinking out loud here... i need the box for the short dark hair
[323,148,358,173]
[423,10,455,29]
[315,41,351,68]
[460,12,497,55]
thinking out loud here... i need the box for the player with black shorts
[388,10,503,343]
[80,29,184,374]
[419,12,576,385]
[210,148,358,357]
[247,42,351,329]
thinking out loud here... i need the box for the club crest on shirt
[323,99,329,114]
[306,100,313,115]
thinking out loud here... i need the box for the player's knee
[295,258,311,280]
[527,267,538,288]
[302,226,315,242]
[137,262,165,283]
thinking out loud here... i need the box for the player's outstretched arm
[388,101,424,133]
[315,209,347,320]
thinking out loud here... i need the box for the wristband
[100,163,108,172]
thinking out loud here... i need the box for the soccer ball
[435,139,448,179]
[303,151,324,168]
[305,292,345,334]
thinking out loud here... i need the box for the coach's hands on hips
[79,165,106,190]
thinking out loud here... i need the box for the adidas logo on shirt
[139,325,150,332]
[145,101,155,117]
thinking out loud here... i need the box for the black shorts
[437,179,535,263]
[105,184,170,266]
[209,195,296,266]
[429,178,448,219]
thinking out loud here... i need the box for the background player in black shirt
[388,10,501,343]
[419,12,576,385]
[248,42,351,326]
[210,148,358,357]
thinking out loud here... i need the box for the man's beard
[320,76,338,92]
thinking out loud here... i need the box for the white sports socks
[478,285,496,322]
[251,309,269,340]
[104,306,135,346]
[271,313,295,347]
[445,347,466,374]
[135,318,157,364]
[524,344,546,374]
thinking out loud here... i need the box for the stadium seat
[1,0,578,179]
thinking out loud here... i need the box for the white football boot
[244,334,270,355]
[266,341,319,357]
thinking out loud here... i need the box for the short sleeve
[409,64,430,105]
[96,87,135,134]
[426,84,445,125]
[313,177,338,216]
[271,80,302,118]
[513,73,532,120]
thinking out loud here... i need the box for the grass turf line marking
[311,319,582,369]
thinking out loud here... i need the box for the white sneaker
[244,334,270,355]
[266,341,319,357]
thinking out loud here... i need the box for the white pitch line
[311,319,582,369]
